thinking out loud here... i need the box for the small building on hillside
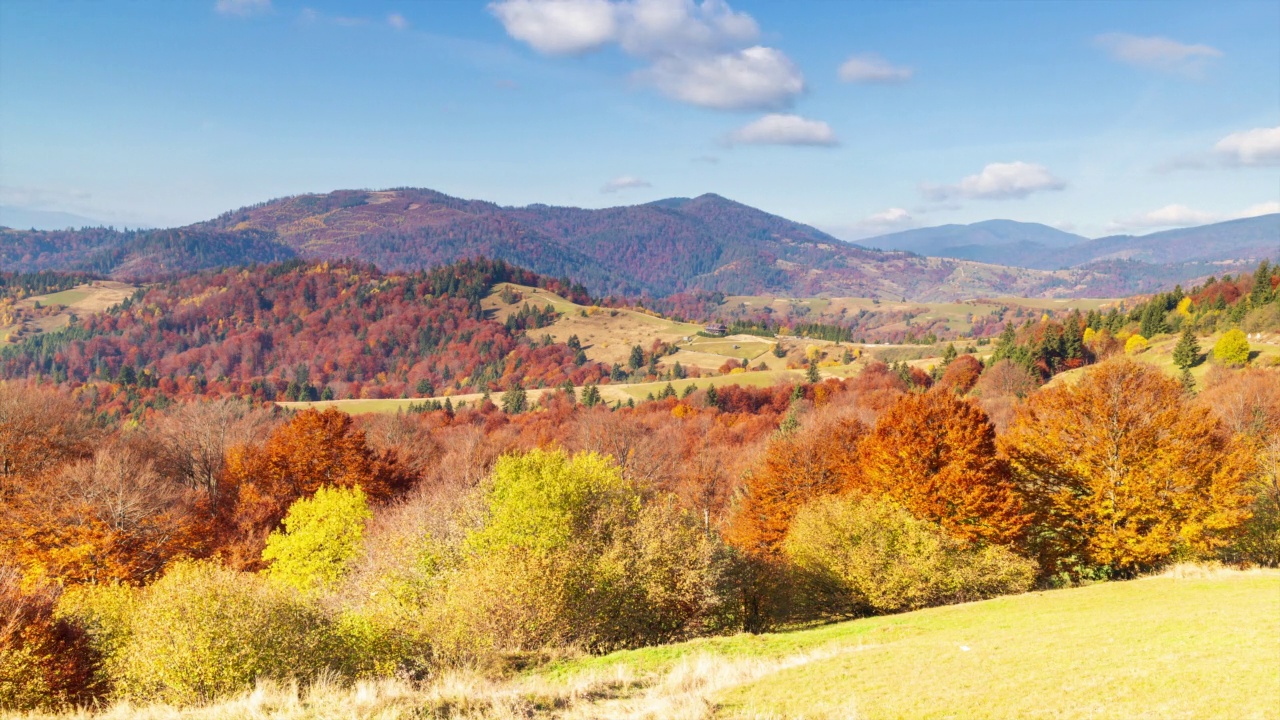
[704,323,727,336]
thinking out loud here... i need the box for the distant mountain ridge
[2,188,1274,299]
[193,188,1077,300]
[862,216,1280,271]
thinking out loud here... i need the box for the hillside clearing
[1,281,135,344]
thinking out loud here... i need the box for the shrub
[1213,329,1251,366]
[109,561,340,705]
[263,485,372,594]
[1124,334,1148,354]
[430,449,738,661]
[52,583,135,699]
[784,495,1035,617]
[0,569,103,711]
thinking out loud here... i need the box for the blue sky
[1,0,1277,238]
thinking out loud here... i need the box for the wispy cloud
[215,0,271,17]
[921,162,1065,201]
[489,0,805,111]
[601,175,652,193]
[727,114,837,147]
[838,53,912,84]
[388,13,409,30]
[1095,33,1221,77]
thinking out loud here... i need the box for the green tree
[261,485,372,594]
[581,384,602,408]
[705,385,720,408]
[1251,260,1273,305]
[628,345,645,371]
[806,362,820,384]
[1213,329,1251,366]
[1139,302,1168,338]
[501,381,528,413]
[1172,326,1201,370]
[941,343,958,366]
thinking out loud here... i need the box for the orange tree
[2,445,211,585]
[1001,358,1256,578]
[727,416,867,559]
[855,389,1027,545]
[725,415,866,630]
[220,408,414,568]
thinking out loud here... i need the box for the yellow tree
[1001,358,1256,577]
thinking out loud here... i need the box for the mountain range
[2,188,1275,300]
[860,216,1280,271]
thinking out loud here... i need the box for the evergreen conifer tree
[501,381,527,414]
[1172,326,1200,370]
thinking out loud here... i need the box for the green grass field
[540,568,1280,719]
[33,289,90,306]
[683,337,775,360]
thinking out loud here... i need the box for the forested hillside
[0,259,606,419]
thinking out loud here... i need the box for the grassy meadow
[21,568,1276,720]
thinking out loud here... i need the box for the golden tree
[1001,358,1256,576]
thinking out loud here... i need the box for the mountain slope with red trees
[0,259,607,417]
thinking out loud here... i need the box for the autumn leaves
[730,357,1266,591]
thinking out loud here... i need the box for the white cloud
[489,0,805,110]
[601,175,652,193]
[1117,204,1218,230]
[645,46,804,110]
[616,0,757,56]
[1095,33,1221,76]
[388,13,409,30]
[728,114,837,146]
[867,207,911,224]
[488,0,618,54]
[215,0,271,17]
[838,53,912,84]
[921,162,1066,201]
[1109,201,1278,231]
[822,207,916,242]
[1215,126,1280,167]
[1241,201,1280,217]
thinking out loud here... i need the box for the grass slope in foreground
[27,569,1278,719]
